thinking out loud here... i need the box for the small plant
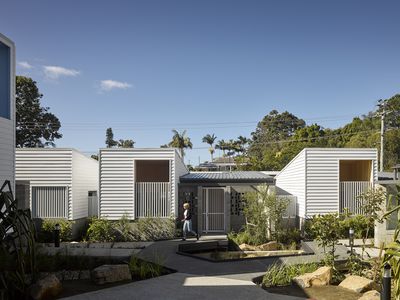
[129,255,165,280]
[308,213,341,268]
[242,184,289,245]
[86,217,115,242]
[262,262,319,287]
[41,219,74,242]
[114,213,134,242]
[357,187,386,258]
[130,217,176,241]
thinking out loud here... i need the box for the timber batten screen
[31,186,68,218]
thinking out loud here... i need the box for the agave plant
[0,180,37,300]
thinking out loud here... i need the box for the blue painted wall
[0,41,10,119]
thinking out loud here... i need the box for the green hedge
[41,219,74,242]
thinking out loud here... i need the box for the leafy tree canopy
[16,76,62,147]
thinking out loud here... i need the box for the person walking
[182,202,199,241]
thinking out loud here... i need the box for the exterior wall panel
[275,150,306,217]
[71,150,99,219]
[305,148,377,217]
[0,34,15,190]
[99,148,187,220]
[15,149,73,219]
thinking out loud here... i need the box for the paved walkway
[61,237,350,300]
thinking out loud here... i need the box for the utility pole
[378,99,388,172]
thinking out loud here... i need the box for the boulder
[30,274,62,300]
[358,290,380,300]
[257,241,279,251]
[91,264,132,285]
[238,243,257,251]
[339,275,374,293]
[293,266,332,288]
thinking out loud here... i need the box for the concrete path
[61,237,350,300]
[61,272,303,300]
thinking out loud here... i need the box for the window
[0,41,10,119]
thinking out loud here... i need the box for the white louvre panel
[340,181,373,214]
[88,195,98,217]
[99,148,188,220]
[135,182,171,218]
[31,186,68,218]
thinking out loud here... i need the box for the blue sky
[1,0,399,164]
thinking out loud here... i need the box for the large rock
[293,266,332,288]
[358,290,380,300]
[257,241,279,251]
[91,264,132,285]
[30,274,62,300]
[238,243,257,251]
[339,275,374,293]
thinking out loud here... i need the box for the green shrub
[130,218,176,241]
[41,219,74,242]
[339,214,373,239]
[262,263,319,287]
[86,217,115,242]
[114,213,134,242]
[129,256,165,280]
[228,230,253,245]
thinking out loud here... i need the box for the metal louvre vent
[31,186,68,218]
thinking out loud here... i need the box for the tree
[91,154,99,160]
[236,135,250,154]
[168,129,192,158]
[105,128,117,148]
[202,133,217,161]
[118,139,135,148]
[215,139,228,156]
[16,76,62,147]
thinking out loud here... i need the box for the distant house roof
[180,171,274,184]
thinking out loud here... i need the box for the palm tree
[202,134,217,161]
[168,129,193,158]
[215,139,228,156]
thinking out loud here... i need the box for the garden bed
[177,241,313,262]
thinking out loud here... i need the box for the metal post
[349,227,354,255]
[54,223,60,248]
[380,109,385,172]
[382,263,391,300]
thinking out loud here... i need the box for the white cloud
[17,61,33,69]
[100,79,132,91]
[43,65,80,79]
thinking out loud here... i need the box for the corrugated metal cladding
[15,148,99,220]
[275,150,306,217]
[99,148,188,220]
[16,149,73,219]
[305,148,377,217]
[180,171,273,183]
[275,148,378,218]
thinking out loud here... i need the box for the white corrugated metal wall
[15,149,73,219]
[99,148,188,220]
[275,150,306,217]
[71,150,99,219]
[305,148,377,217]
[275,148,378,218]
[0,34,15,190]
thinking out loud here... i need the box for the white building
[99,148,188,220]
[275,148,378,223]
[0,33,15,190]
[15,148,99,221]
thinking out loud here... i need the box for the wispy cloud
[100,79,132,91]
[17,61,33,69]
[43,65,80,79]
